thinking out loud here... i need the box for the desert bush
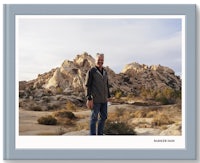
[76,121,89,131]
[56,87,63,94]
[140,87,181,105]
[133,110,147,118]
[146,110,157,118]
[140,88,156,100]
[155,96,169,105]
[104,120,136,135]
[37,115,57,125]
[107,112,118,122]
[30,106,42,111]
[53,109,77,125]
[120,110,134,121]
[151,113,174,126]
[115,107,125,117]
[66,101,77,111]
[53,110,76,119]
[47,104,59,111]
[127,93,135,100]
[109,108,133,123]
[112,89,123,99]
[115,91,122,99]
[64,119,76,125]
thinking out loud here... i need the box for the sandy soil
[19,109,61,135]
[19,104,181,136]
[19,104,133,135]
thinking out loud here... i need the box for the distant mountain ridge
[19,52,181,107]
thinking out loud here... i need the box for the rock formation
[19,52,181,110]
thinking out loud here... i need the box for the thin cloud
[17,16,182,80]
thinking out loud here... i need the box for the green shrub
[37,115,57,125]
[104,120,136,135]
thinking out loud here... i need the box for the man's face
[96,56,104,68]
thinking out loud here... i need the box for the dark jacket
[85,66,111,103]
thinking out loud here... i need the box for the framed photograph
[3,4,196,160]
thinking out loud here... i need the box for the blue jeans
[90,102,107,135]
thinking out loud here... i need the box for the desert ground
[19,103,182,136]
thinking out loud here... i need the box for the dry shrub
[47,104,59,111]
[108,108,133,123]
[75,114,88,119]
[37,115,57,125]
[120,110,134,122]
[53,110,77,125]
[152,113,174,126]
[76,121,89,131]
[63,119,76,125]
[56,87,63,94]
[66,101,77,111]
[114,90,123,99]
[30,106,42,111]
[115,107,125,117]
[108,112,118,121]
[53,110,76,119]
[52,116,76,125]
[133,108,161,118]
[146,110,157,118]
[133,110,147,118]
[104,120,136,135]
[137,121,151,128]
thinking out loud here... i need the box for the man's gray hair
[96,53,104,58]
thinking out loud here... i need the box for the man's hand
[86,100,93,109]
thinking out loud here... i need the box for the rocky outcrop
[19,52,181,109]
[121,63,181,92]
[43,53,95,94]
[159,122,181,136]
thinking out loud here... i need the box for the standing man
[85,53,111,135]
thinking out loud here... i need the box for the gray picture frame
[3,4,196,160]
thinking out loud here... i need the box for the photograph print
[4,4,196,160]
[17,15,183,138]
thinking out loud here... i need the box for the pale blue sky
[17,16,183,81]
